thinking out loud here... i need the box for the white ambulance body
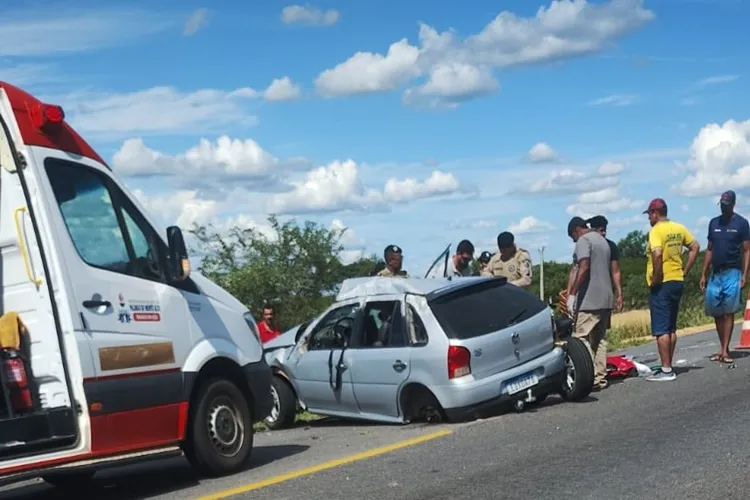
[0,81,272,486]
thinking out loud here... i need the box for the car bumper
[242,359,274,423]
[438,347,566,421]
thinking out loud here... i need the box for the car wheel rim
[207,396,245,458]
[564,353,576,392]
[266,386,280,423]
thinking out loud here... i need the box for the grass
[253,409,322,432]
[607,305,716,351]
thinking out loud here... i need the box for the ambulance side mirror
[166,226,191,281]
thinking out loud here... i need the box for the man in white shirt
[426,239,475,278]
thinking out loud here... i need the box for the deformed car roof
[335,276,496,302]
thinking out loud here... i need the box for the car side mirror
[166,225,190,281]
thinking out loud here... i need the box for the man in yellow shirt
[643,198,700,381]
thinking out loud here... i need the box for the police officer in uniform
[481,231,532,288]
[476,251,493,275]
[377,244,409,278]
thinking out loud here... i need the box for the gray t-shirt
[574,231,614,311]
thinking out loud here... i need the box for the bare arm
[610,259,623,308]
[684,240,700,276]
[700,241,713,281]
[651,248,664,286]
[566,264,576,294]
[570,259,590,296]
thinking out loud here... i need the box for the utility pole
[539,245,545,301]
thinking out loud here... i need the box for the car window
[358,301,407,348]
[428,279,546,340]
[407,304,428,346]
[308,303,360,350]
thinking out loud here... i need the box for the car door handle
[82,299,112,309]
[393,360,407,372]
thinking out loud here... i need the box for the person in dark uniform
[477,251,492,275]
[586,215,624,312]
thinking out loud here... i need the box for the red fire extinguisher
[3,350,33,413]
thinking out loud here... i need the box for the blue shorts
[705,268,742,317]
[649,281,685,336]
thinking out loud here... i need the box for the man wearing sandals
[699,190,750,365]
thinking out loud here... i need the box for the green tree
[189,215,375,330]
[617,230,647,258]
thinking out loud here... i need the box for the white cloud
[597,161,625,176]
[331,219,368,264]
[184,8,209,36]
[517,166,619,195]
[267,160,463,214]
[566,186,643,219]
[507,216,554,234]
[281,5,340,26]
[315,39,421,97]
[673,119,750,197]
[0,9,173,57]
[133,189,218,229]
[694,74,739,90]
[681,203,690,212]
[527,142,559,163]
[314,0,654,107]
[62,86,259,137]
[112,136,280,183]
[264,77,302,102]
[0,63,53,86]
[587,94,638,107]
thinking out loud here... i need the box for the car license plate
[506,372,539,395]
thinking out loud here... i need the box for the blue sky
[2,0,749,273]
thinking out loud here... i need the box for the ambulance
[0,82,273,487]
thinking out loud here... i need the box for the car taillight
[448,345,471,379]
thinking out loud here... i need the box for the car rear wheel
[559,337,594,402]
[401,385,445,424]
[264,376,297,430]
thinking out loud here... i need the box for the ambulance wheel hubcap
[208,397,245,457]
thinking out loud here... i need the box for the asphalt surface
[2,326,750,500]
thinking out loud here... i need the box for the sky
[2,0,749,275]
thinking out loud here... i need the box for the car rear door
[428,279,553,380]
[348,296,411,419]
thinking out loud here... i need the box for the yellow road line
[196,428,453,500]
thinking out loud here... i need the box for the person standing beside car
[481,231,532,288]
[257,304,281,344]
[476,251,492,275]
[566,217,613,391]
[586,215,624,312]
[699,190,750,365]
[643,198,700,382]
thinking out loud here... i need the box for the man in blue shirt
[699,190,750,364]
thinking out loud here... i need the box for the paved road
[3,327,750,500]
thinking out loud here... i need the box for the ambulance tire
[184,377,254,477]
[42,470,96,488]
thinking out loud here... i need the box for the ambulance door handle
[83,300,111,309]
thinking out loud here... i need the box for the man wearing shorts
[699,190,750,364]
[644,198,701,381]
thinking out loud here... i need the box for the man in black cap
[699,190,750,364]
[565,216,613,391]
[586,215,624,312]
[481,231,532,288]
[377,244,408,278]
[476,250,493,275]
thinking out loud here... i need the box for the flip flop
[719,355,735,364]
[710,354,722,362]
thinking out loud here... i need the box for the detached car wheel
[559,337,595,402]
[264,376,297,430]
[184,378,254,476]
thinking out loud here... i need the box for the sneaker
[647,370,676,382]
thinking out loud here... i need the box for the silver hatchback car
[263,276,593,430]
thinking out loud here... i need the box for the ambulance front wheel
[184,377,254,476]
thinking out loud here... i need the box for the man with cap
[476,251,493,275]
[377,244,409,278]
[643,198,700,381]
[699,190,750,364]
[566,216,613,391]
[586,215,624,312]
[481,231,533,288]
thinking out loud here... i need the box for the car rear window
[428,279,547,340]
